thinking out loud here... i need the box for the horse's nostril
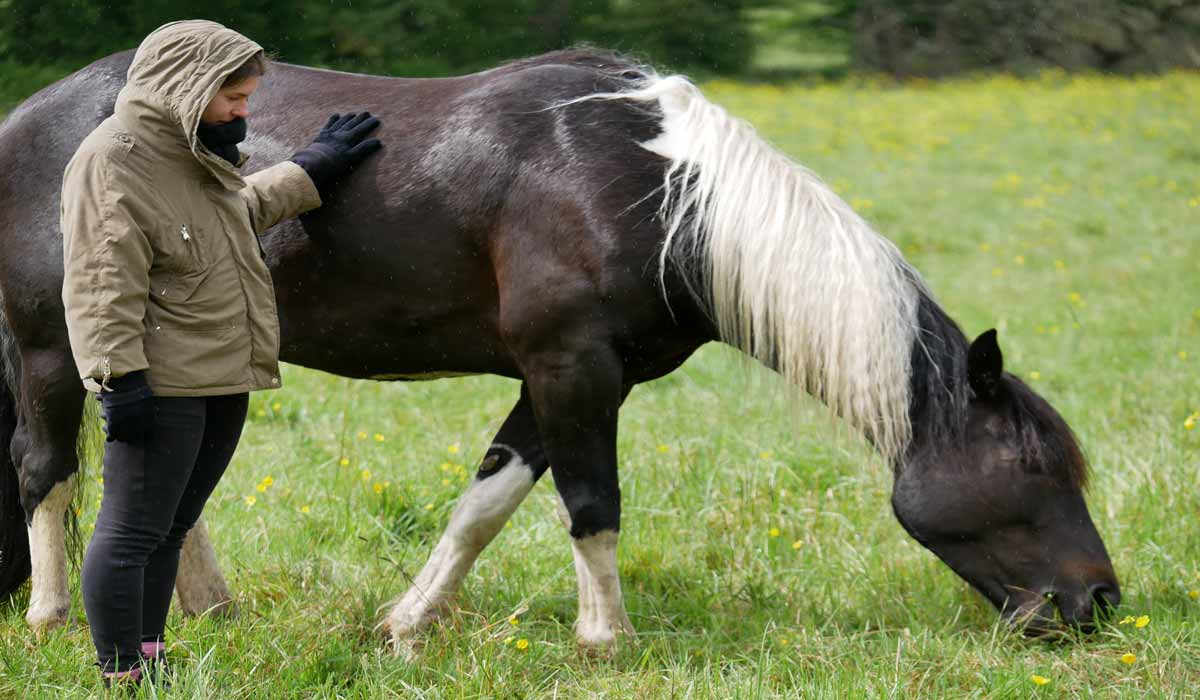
[1090,582,1120,617]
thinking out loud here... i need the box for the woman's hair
[221,51,268,88]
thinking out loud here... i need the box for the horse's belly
[367,371,479,381]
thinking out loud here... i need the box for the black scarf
[195,117,247,166]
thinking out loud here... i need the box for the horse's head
[892,330,1118,634]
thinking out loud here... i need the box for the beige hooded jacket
[61,20,321,396]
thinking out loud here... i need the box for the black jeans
[81,394,248,673]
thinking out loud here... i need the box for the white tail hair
[566,74,924,460]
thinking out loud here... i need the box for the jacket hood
[114,20,262,189]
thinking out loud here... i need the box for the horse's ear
[967,329,1004,399]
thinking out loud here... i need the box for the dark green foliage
[853,0,1200,76]
[0,0,752,83]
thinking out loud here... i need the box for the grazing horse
[0,48,1118,651]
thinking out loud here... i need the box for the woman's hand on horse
[98,370,155,444]
[290,112,383,198]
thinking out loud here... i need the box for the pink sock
[140,641,165,658]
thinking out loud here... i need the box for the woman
[60,20,382,686]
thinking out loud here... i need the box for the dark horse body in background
[0,49,1117,651]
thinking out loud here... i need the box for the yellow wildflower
[1031,675,1050,686]
[657,444,670,453]
[1188,590,1198,600]
[1029,371,1041,380]
[1179,351,1188,360]
[424,503,434,511]
[792,540,803,550]
[441,478,451,487]
[515,638,529,651]
[1121,653,1136,665]
[1013,255,1025,265]
[373,433,385,442]
[508,615,519,626]
[373,483,384,495]
[357,431,367,440]
[503,636,514,645]
[360,469,372,481]
[271,402,281,411]
[299,505,310,514]
[1118,615,1135,625]
[255,409,266,418]
[339,458,350,467]
[244,495,256,507]
[759,451,773,460]
[768,527,781,538]
[1053,259,1066,271]
[448,444,460,454]
[1135,615,1149,628]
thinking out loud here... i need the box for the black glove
[98,370,154,444]
[290,112,382,198]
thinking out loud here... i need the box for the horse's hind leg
[175,517,235,617]
[12,349,85,632]
[385,386,546,655]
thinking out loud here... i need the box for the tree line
[2,0,1196,107]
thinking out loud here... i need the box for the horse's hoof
[26,604,70,635]
[383,616,426,661]
[391,636,424,663]
[200,597,237,618]
[576,617,635,656]
[176,584,235,618]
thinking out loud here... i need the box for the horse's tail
[569,75,925,461]
[0,292,31,595]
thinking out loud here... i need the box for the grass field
[1,71,1198,699]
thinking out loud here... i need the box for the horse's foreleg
[25,475,75,632]
[174,516,234,617]
[13,351,85,633]
[524,344,633,653]
[385,387,546,654]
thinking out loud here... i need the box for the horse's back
[0,52,132,344]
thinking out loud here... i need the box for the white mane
[565,74,926,461]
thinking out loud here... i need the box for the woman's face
[200,76,260,125]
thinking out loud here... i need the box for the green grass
[2,71,1199,698]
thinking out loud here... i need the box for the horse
[0,48,1119,652]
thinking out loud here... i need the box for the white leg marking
[26,476,75,632]
[174,517,234,617]
[556,497,599,640]
[555,497,633,652]
[386,454,535,652]
[571,530,633,651]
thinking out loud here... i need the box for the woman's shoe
[140,641,172,688]
[101,665,142,690]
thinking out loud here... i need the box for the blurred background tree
[2,0,1199,110]
[853,0,1200,76]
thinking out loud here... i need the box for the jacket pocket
[153,220,211,273]
[147,266,209,307]
[144,324,251,390]
[146,265,242,332]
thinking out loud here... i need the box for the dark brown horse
[0,49,1118,652]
